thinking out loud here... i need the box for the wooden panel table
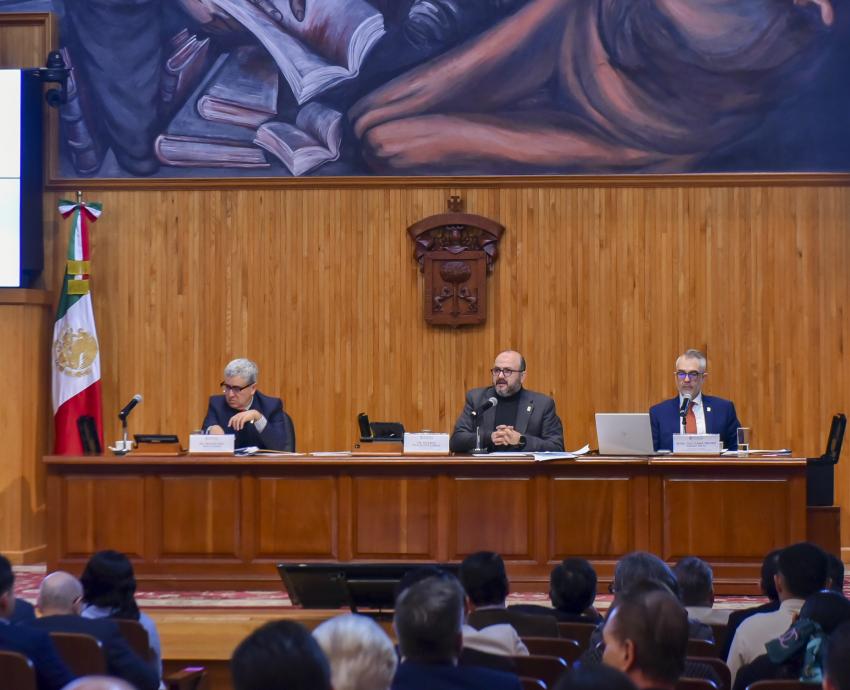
[44,455,807,594]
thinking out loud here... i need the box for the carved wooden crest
[407,197,504,326]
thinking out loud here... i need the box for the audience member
[62,678,136,690]
[727,542,829,682]
[826,553,845,594]
[602,589,690,690]
[823,621,850,690]
[29,571,158,690]
[553,664,638,690]
[0,554,75,690]
[392,575,522,690]
[313,613,397,690]
[80,550,162,682]
[232,620,331,690]
[10,596,36,624]
[733,590,850,690]
[674,556,731,625]
[722,549,782,658]
[461,550,558,637]
[511,557,603,623]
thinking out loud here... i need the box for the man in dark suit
[510,557,603,623]
[0,555,76,690]
[202,358,295,451]
[450,350,564,453]
[392,575,522,690]
[29,571,158,690]
[462,551,560,638]
[649,349,741,452]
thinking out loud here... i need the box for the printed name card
[403,432,450,454]
[672,433,721,455]
[189,434,235,454]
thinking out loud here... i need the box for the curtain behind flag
[52,198,104,454]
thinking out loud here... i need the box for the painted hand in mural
[794,0,834,25]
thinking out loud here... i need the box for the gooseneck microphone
[118,394,143,420]
[471,397,498,454]
[475,396,499,416]
[679,393,692,419]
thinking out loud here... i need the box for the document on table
[531,445,591,462]
[235,446,305,456]
[721,449,792,456]
[311,451,353,457]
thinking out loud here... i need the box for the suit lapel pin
[527,405,532,413]
[706,406,711,413]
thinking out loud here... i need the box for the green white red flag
[52,198,103,454]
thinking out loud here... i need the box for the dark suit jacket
[202,390,295,451]
[649,395,741,451]
[392,660,521,690]
[508,603,602,624]
[0,621,76,690]
[31,614,158,690]
[467,607,560,638]
[450,387,564,453]
[10,598,36,625]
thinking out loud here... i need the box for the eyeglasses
[491,367,524,377]
[221,381,253,394]
[675,370,704,380]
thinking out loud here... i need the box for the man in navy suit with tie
[649,349,741,452]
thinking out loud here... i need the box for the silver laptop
[595,413,655,455]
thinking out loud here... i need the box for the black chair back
[807,413,846,506]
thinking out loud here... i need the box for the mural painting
[2,0,849,179]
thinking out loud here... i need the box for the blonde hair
[313,614,397,690]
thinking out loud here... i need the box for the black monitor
[277,562,460,612]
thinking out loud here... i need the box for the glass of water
[737,427,751,453]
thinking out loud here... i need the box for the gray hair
[313,614,397,690]
[394,575,465,663]
[60,678,136,690]
[676,349,707,372]
[224,358,258,384]
[38,571,83,613]
[613,551,678,596]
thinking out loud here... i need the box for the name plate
[189,434,234,454]
[672,433,721,454]
[403,432,450,454]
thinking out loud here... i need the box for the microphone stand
[112,414,132,455]
[472,411,485,454]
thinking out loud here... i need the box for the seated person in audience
[0,554,76,690]
[649,349,741,451]
[827,553,845,594]
[461,550,559,638]
[674,556,731,625]
[63,678,136,690]
[722,549,782,659]
[824,621,850,690]
[554,664,638,690]
[450,350,564,453]
[391,575,522,690]
[10,595,36,624]
[232,620,331,690]
[202,358,295,451]
[727,541,829,683]
[80,550,162,683]
[733,590,850,690]
[29,571,158,690]
[601,588,690,690]
[511,557,603,623]
[313,613,398,690]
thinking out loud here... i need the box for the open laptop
[595,413,656,455]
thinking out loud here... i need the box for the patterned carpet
[12,564,790,610]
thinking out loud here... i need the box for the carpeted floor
[13,564,809,610]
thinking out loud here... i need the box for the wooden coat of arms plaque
[407,197,504,326]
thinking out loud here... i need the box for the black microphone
[473,396,499,416]
[118,394,143,420]
[679,394,692,419]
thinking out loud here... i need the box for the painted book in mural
[254,102,342,176]
[58,47,106,176]
[160,28,216,116]
[210,0,385,104]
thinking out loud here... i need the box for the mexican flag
[52,198,104,454]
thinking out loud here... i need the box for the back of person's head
[459,551,508,606]
[395,565,447,601]
[0,555,13,618]
[550,558,597,614]
[81,550,140,620]
[799,590,850,635]
[394,575,465,663]
[38,571,84,615]
[777,542,829,599]
[673,557,713,607]
[827,553,845,594]
[603,589,689,688]
[62,677,136,690]
[761,549,783,601]
[553,664,639,690]
[313,614,397,690]
[824,621,850,690]
[613,552,678,597]
[231,620,331,690]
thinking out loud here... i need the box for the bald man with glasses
[449,350,564,453]
[649,349,741,452]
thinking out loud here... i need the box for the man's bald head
[37,571,83,616]
[62,677,136,690]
